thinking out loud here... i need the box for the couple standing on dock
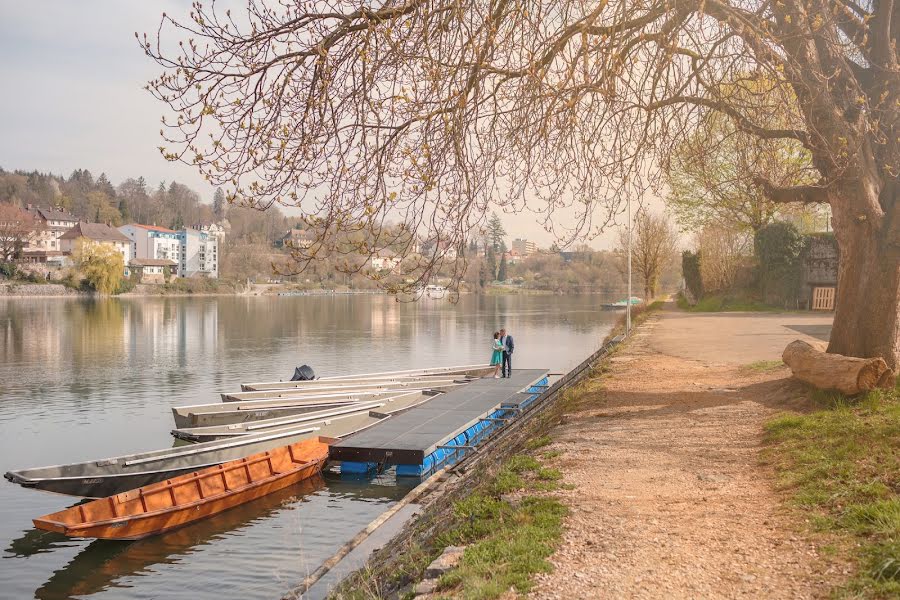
[490,329,514,379]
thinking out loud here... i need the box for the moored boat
[240,364,492,391]
[4,426,321,498]
[171,389,436,442]
[221,376,468,402]
[32,437,331,540]
[172,387,452,429]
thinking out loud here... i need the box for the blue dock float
[330,370,549,477]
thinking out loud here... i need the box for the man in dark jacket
[499,328,514,378]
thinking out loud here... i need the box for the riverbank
[330,304,887,599]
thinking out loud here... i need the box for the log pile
[782,339,896,395]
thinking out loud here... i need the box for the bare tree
[617,210,678,301]
[696,226,753,294]
[0,204,38,262]
[142,1,900,366]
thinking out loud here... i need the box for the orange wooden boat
[32,437,332,540]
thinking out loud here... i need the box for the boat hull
[33,438,330,540]
[4,427,320,498]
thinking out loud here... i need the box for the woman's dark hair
[493,331,500,339]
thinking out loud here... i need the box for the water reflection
[31,477,325,600]
[0,295,616,599]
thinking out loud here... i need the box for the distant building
[23,205,78,258]
[511,238,536,256]
[181,228,219,278]
[192,220,229,241]
[119,223,218,278]
[59,222,132,268]
[129,258,177,284]
[369,251,401,271]
[504,250,523,265]
[276,228,316,249]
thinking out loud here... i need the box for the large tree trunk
[827,182,900,370]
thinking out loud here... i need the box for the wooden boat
[171,390,434,442]
[4,426,321,498]
[221,376,470,402]
[33,437,332,540]
[240,364,492,391]
[172,387,453,429]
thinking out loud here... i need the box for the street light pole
[626,194,632,335]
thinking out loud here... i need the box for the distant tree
[487,213,507,252]
[497,253,508,282]
[485,246,497,281]
[617,211,678,301]
[0,204,39,261]
[73,238,124,294]
[695,226,751,294]
[213,187,227,220]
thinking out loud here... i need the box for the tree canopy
[143,0,899,365]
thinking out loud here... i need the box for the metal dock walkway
[329,369,548,467]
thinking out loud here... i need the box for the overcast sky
[0,1,657,249]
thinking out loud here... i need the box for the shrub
[755,222,804,306]
[681,250,702,301]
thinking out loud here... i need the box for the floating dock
[330,369,549,476]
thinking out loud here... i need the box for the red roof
[128,223,176,233]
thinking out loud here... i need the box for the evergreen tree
[497,253,507,282]
[485,246,497,281]
[213,187,227,220]
[487,212,506,252]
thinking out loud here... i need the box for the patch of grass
[743,359,784,373]
[525,435,552,450]
[764,385,900,597]
[680,293,782,313]
[542,450,562,460]
[435,495,567,598]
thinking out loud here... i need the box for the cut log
[782,339,896,395]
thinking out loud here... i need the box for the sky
[0,1,662,250]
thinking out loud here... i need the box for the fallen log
[782,339,896,395]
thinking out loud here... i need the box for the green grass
[743,359,784,372]
[678,292,782,312]
[525,435,553,450]
[426,453,567,599]
[764,386,900,597]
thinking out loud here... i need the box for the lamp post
[626,194,632,335]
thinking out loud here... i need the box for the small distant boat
[424,284,447,299]
[602,296,644,310]
[32,437,331,540]
[240,364,492,392]
[4,427,322,498]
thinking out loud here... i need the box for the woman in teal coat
[490,331,503,378]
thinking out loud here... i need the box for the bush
[681,250,702,301]
[755,222,804,307]
[0,262,18,279]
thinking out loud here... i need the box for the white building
[180,228,219,278]
[119,224,182,273]
[119,224,218,279]
[511,238,537,256]
[22,206,78,261]
[369,251,401,271]
[59,222,131,269]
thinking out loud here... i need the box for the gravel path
[530,312,846,599]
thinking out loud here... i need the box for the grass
[678,292,782,312]
[743,359,784,373]
[764,385,900,597]
[432,452,568,599]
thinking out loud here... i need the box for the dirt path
[530,309,846,599]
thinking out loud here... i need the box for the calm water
[0,294,616,599]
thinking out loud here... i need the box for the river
[0,294,617,599]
